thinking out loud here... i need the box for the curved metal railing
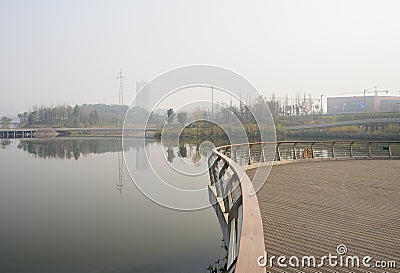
[208,147,265,273]
[218,141,400,166]
[208,140,400,273]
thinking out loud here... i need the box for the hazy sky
[1,0,400,116]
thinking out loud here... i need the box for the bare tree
[1,116,11,128]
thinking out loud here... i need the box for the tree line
[17,104,165,128]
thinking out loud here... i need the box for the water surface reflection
[0,138,225,273]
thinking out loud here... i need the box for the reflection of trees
[207,239,228,273]
[178,145,187,158]
[166,146,175,163]
[200,142,214,158]
[15,138,230,164]
[0,139,11,149]
[192,145,201,163]
[177,142,216,163]
[169,143,214,163]
[17,138,134,160]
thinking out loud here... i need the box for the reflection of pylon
[117,150,124,194]
[116,69,125,194]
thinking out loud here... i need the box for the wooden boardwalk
[247,160,400,273]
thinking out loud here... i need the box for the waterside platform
[247,160,399,273]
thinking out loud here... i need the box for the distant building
[136,80,149,111]
[327,95,400,114]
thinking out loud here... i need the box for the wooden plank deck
[247,160,400,273]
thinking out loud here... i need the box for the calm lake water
[0,138,225,273]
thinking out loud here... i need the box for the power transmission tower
[117,69,124,105]
[116,69,125,127]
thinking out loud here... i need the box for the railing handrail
[219,140,400,164]
[216,140,400,151]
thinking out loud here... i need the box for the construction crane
[371,86,389,96]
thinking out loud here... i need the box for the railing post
[232,177,240,204]
[260,143,265,162]
[215,179,223,197]
[389,142,392,158]
[236,204,243,255]
[213,159,224,197]
[293,143,297,160]
[220,176,230,213]
[332,142,335,158]
[311,142,315,159]
[248,144,252,165]
[226,177,233,210]
[350,141,354,158]
[227,218,237,268]
[208,159,214,185]
[276,143,281,161]
[368,142,372,157]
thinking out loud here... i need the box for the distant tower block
[136,80,149,111]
